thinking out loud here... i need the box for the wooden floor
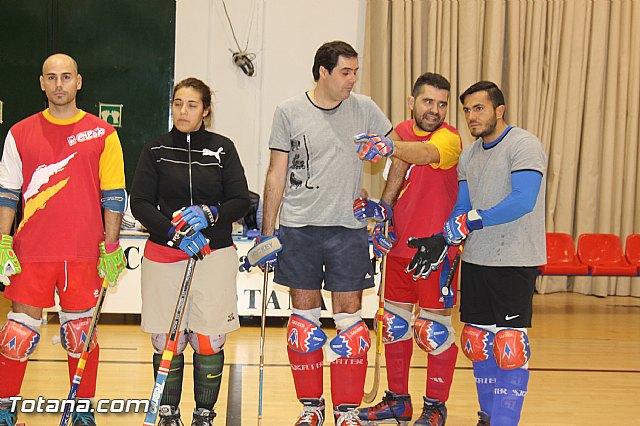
[1,291,639,425]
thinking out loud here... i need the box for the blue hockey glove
[354,133,394,163]
[172,205,218,233]
[239,235,282,272]
[372,222,397,258]
[443,210,484,245]
[406,234,448,280]
[167,223,211,260]
[353,198,393,223]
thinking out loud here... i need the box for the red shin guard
[330,356,368,406]
[0,355,28,397]
[67,345,100,398]
[384,339,413,395]
[426,344,458,402]
[288,346,324,400]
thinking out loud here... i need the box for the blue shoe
[71,410,97,426]
[413,397,446,426]
[0,402,17,426]
[358,390,412,422]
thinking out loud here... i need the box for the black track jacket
[130,124,250,250]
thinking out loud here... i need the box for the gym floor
[1,291,639,425]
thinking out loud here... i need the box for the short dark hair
[312,41,358,81]
[412,72,450,97]
[459,81,505,108]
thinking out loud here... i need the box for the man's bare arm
[261,150,289,236]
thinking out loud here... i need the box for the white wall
[175,0,367,193]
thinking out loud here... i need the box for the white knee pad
[0,312,42,361]
[414,309,456,355]
[151,330,189,355]
[188,332,226,355]
[378,302,412,343]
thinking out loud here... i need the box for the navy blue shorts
[459,261,536,328]
[274,225,374,292]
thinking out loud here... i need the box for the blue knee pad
[329,311,371,359]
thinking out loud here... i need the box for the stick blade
[362,353,381,403]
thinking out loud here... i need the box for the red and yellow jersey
[0,109,125,262]
[391,120,461,258]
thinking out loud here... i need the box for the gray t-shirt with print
[459,126,547,266]
[269,92,392,228]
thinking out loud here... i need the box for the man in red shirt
[354,73,461,426]
[0,53,126,426]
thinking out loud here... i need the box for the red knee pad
[0,319,40,361]
[413,316,449,353]
[287,314,327,353]
[460,324,494,362]
[60,317,97,358]
[494,329,530,369]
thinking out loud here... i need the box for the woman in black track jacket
[130,77,250,426]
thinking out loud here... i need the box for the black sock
[193,351,224,410]
[153,352,184,408]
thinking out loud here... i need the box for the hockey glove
[168,223,211,260]
[372,222,397,258]
[406,234,448,280]
[0,234,21,285]
[239,235,282,272]
[354,133,394,163]
[443,210,484,245]
[172,204,218,232]
[97,241,126,286]
[353,197,393,222]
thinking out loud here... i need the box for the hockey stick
[257,266,269,425]
[59,278,109,426]
[143,258,197,426]
[363,222,388,403]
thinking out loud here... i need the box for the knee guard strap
[189,332,226,355]
[287,314,327,353]
[0,312,42,361]
[329,315,371,359]
[461,324,495,362]
[494,328,530,370]
[413,309,454,355]
[59,310,96,358]
[377,302,412,344]
[151,331,189,355]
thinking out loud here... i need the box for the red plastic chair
[624,234,640,274]
[538,233,588,275]
[577,233,637,276]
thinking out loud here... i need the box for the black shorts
[459,261,536,328]
[274,225,375,292]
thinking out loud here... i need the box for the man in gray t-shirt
[260,41,391,425]
[435,81,545,426]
